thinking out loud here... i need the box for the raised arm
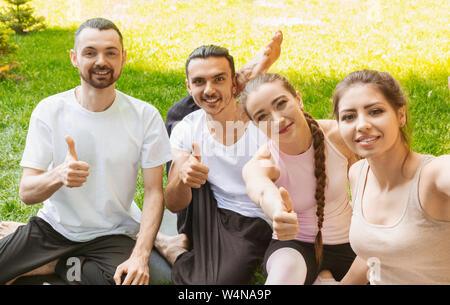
[419,155,450,221]
[19,136,90,205]
[235,30,283,95]
[243,144,298,240]
[164,144,209,213]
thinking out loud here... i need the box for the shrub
[0,0,45,34]
[0,21,16,57]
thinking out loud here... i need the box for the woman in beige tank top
[332,70,450,284]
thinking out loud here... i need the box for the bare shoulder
[318,119,360,166]
[348,159,366,187]
[418,154,450,221]
[317,119,337,134]
[420,155,450,195]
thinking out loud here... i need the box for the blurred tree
[0,0,45,34]
[0,22,16,57]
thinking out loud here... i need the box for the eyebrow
[252,94,287,118]
[191,72,228,82]
[339,102,384,113]
[82,46,120,51]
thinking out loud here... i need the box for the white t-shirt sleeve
[169,117,193,153]
[140,110,173,168]
[20,111,53,171]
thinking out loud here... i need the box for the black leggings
[263,239,356,285]
[0,216,135,285]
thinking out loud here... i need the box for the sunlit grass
[0,0,448,283]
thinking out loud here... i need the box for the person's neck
[75,83,116,112]
[205,100,249,146]
[367,138,413,191]
[278,117,312,155]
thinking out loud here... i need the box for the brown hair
[332,69,410,146]
[241,73,326,267]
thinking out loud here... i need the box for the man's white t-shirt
[170,109,270,223]
[20,88,172,242]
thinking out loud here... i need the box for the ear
[296,91,304,109]
[70,49,78,68]
[232,74,238,95]
[397,105,406,128]
[185,78,192,95]
[121,49,127,67]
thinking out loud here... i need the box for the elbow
[18,183,40,205]
[164,191,190,213]
[19,188,34,205]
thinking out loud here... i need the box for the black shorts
[0,216,135,285]
[263,239,356,285]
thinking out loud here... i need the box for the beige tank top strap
[407,155,436,212]
[352,159,370,213]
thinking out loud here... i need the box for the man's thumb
[279,187,293,212]
[65,135,78,161]
[192,142,201,162]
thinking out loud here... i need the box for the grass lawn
[0,0,449,283]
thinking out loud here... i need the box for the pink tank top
[268,133,352,245]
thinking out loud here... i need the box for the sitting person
[240,73,360,284]
[0,18,172,285]
[155,31,283,284]
[333,70,450,284]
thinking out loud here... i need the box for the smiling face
[70,28,126,89]
[186,56,236,118]
[244,80,308,144]
[337,84,406,158]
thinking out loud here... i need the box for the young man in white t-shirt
[0,18,172,285]
[155,33,283,284]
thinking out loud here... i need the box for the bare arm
[114,165,165,285]
[235,30,283,95]
[19,136,90,205]
[419,155,450,221]
[340,255,369,285]
[243,144,299,240]
[243,145,281,218]
[165,145,209,212]
[164,149,193,212]
[19,167,64,205]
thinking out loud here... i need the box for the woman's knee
[265,248,308,284]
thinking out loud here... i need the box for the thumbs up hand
[59,135,90,188]
[179,142,209,189]
[272,187,299,241]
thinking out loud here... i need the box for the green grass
[0,0,449,284]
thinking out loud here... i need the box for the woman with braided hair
[241,73,360,284]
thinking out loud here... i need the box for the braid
[303,111,326,269]
[240,73,328,267]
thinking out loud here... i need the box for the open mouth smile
[355,135,380,146]
[202,97,220,104]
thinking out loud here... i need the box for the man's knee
[57,257,117,285]
[81,260,118,285]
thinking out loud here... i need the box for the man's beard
[79,66,122,89]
